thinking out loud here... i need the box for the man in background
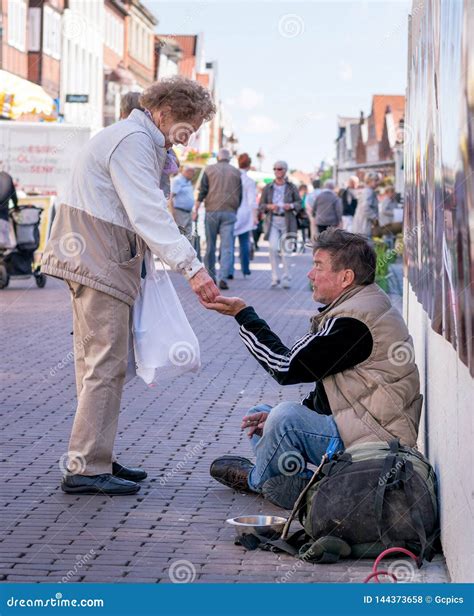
[193,148,242,290]
[171,166,195,238]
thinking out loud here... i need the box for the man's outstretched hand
[189,268,219,303]
[199,295,247,316]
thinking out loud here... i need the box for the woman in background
[231,153,257,278]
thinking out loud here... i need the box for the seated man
[202,229,422,509]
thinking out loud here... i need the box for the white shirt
[234,170,257,236]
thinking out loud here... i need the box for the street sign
[66,94,89,103]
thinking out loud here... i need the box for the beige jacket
[312,284,422,448]
[42,109,202,306]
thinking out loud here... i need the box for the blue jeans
[229,231,251,277]
[245,402,343,492]
[204,210,236,281]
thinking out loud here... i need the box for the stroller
[0,205,47,289]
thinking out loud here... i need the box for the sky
[145,0,411,172]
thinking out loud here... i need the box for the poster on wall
[404,0,473,376]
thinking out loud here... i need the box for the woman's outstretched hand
[199,295,247,316]
[189,269,220,303]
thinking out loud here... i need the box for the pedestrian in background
[252,183,265,250]
[378,185,399,227]
[0,170,18,222]
[259,160,301,289]
[170,166,195,238]
[230,153,257,278]
[339,175,359,232]
[353,171,380,237]
[119,92,142,119]
[193,148,242,290]
[297,184,310,247]
[306,178,322,239]
[311,179,343,233]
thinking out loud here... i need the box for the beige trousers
[66,281,131,476]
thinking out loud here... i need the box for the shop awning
[0,70,54,120]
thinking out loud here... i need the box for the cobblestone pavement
[0,244,448,583]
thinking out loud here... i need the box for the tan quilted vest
[312,284,422,448]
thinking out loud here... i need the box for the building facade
[103,0,130,126]
[123,0,156,89]
[60,0,105,129]
[154,35,181,80]
[335,95,405,189]
[1,0,29,79]
[27,0,64,101]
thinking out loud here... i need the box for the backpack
[238,440,440,565]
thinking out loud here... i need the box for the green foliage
[319,167,333,184]
[374,238,398,292]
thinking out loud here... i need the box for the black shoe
[112,461,147,482]
[61,473,140,495]
[262,474,310,509]
[210,455,254,492]
[218,280,229,290]
[227,274,234,280]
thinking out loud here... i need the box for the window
[43,5,61,59]
[104,11,124,56]
[28,7,41,51]
[8,0,27,52]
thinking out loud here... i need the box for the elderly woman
[353,172,380,237]
[42,77,218,496]
[259,161,301,288]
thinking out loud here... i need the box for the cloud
[339,61,353,82]
[304,111,326,121]
[226,87,264,110]
[244,115,280,134]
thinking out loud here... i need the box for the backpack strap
[374,440,402,546]
[281,453,331,540]
[374,442,431,565]
[236,528,306,556]
[401,460,428,565]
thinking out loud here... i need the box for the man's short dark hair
[312,179,321,189]
[313,228,376,285]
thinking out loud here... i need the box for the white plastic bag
[132,251,200,385]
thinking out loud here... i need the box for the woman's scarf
[143,107,179,176]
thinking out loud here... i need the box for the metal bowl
[226,515,287,539]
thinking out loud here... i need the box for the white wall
[157,54,179,79]
[404,282,474,583]
[60,1,104,130]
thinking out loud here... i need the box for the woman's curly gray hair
[140,76,216,122]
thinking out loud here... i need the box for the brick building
[27,0,64,100]
[335,94,405,188]
[103,0,131,126]
[123,0,156,89]
[0,0,29,79]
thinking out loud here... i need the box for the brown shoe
[210,456,254,492]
